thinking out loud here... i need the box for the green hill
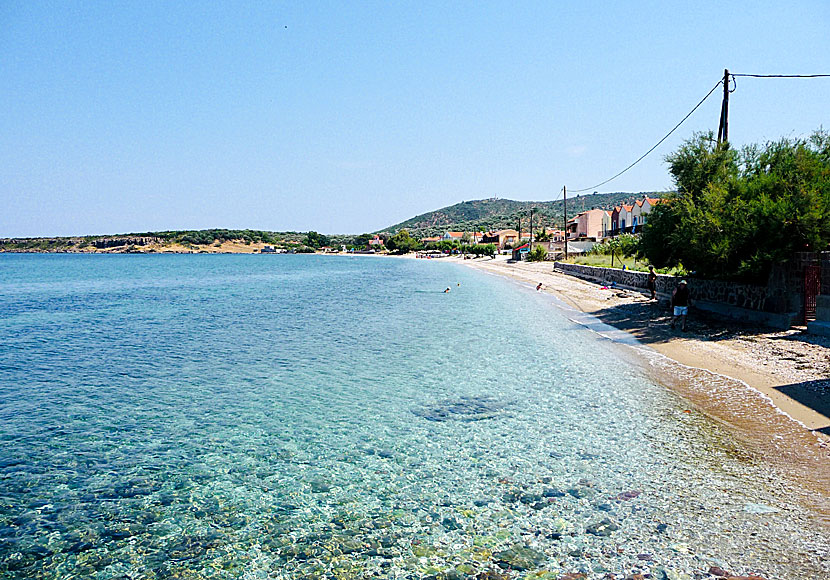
[379,191,667,238]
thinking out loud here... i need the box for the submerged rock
[413,395,507,422]
[494,544,547,571]
[475,568,511,580]
[585,518,619,537]
[652,568,691,580]
[441,516,462,530]
[519,492,542,505]
[310,480,332,493]
[743,503,779,514]
[567,487,593,499]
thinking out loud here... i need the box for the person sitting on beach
[536,283,543,291]
[647,266,657,300]
[670,280,690,331]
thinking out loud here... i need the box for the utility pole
[563,186,568,260]
[529,207,534,250]
[516,215,521,248]
[717,68,730,144]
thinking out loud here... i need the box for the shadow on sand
[774,380,830,434]
[585,295,748,346]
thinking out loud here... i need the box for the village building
[610,195,663,235]
[481,229,520,249]
[566,208,610,240]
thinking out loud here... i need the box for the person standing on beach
[670,280,690,331]
[647,266,657,300]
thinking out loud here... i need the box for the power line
[570,79,723,193]
[731,73,830,78]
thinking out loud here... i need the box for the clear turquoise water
[0,254,826,579]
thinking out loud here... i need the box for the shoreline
[452,255,830,521]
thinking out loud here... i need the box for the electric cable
[570,79,723,193]
[731,73,830,78]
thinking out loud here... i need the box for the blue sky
[2,1,829,236]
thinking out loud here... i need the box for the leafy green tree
[639,130,830,281]
[386,230,421,254]
[353,233,371,248]
[304,231,330,249]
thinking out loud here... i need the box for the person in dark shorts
[647,266,657,300]
[670,280,690,331]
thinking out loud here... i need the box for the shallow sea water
[0,254,827,579]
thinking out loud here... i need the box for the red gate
[804,264,820,323]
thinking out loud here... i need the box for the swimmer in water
[444,287,450,293]
[536,283,543,291]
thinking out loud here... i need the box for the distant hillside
[380,191,668,238]
[0,229,313,253]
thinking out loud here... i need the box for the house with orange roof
[568,208,611,240]
[481,229,520,249]
[638,196,662,225]
[610,195,664,235]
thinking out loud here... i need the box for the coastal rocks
[412,395,507,422]
[585,518,619,537]
[493,544,547,571]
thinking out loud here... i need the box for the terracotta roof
[645,197,662,204]
[621,204,634,211]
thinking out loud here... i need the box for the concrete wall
[808,295,830,336]
[553,262,801,329]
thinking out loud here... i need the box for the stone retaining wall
[553,262,800,329]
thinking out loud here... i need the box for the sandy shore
[453,255,830,520]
